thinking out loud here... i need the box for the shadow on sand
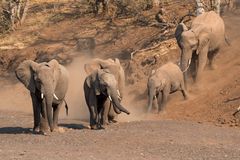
[0,127,32,134]
[59,123,88,130]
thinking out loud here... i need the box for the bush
[0,0,29,34]
[115,0,153,17]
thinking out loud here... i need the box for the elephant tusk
[53,93,59,100]
[117,90,121,97]
[233,105,240,116]
[237,106,240,111]
[41,93,44,99]
[182,59,191,73]
[117,90,121,100]
[118,95,122,101]
[108,95,112,102]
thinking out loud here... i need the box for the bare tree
[195,0,221,15]
[195,0,206,15]
[0,0,29,32]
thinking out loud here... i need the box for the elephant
[84,58,125,124]
[83,69,130,129]
[147,62,188,113]
[15,59,69,134]
[175,11,226,88]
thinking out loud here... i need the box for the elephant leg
[102,99,111,126]
[157,92,163,113]
[97,106,104,129]
[190,53,198,82]
[85,88,98,129]
[208,48,219,70]
[196,51,208,83]
[89,104,99,129]
[52,102,62,131]
[40,98,49,133]
[160,88,170,111]
[108,104,117,123]
[30,93,41,132]
[180,81,188,100]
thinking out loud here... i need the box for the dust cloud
[60,55,92,121]
[0,80,32,113]
[117,87,150,122]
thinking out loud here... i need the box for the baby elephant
[147,62,188,113]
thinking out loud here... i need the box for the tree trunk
[20,0,29,25]
[214,0,221,15]
[195,0,205,15]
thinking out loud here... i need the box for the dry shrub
[114,0,153,17]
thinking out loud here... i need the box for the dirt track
[1,113,240,160]
[0,8,240,160]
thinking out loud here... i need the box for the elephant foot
[90,124,98,130]
[183,93,189,100]
[109,119,117,123]
[209,64,217,70]
[40,125,49,134]
[90,124,105,130]
[33,126,40,133]
[158,110,167,115]
[102,121,110,126]
[39,130,49,136]
[98,125,105,130]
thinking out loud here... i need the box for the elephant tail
[64,99,68,116]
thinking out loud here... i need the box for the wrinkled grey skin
[84,58,125,124]
[147,62,188,113]
[83,69,130,129]
[175,11,225,88]
[15,59,69,134]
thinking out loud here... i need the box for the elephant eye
[103,82,108,87]
[35,78,41,84]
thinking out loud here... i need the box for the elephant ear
[47,59,61,86]
[175,23,188,48]
[15,60,39,93]
[196,32,209,55]
[95,70,108,95]
[113,58,122,73]
[114,58,120,66]
[86,71,101,95]
[84,61,102,75]
[160,79,167,89]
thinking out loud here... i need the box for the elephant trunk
[147,79,155,112]
[181,60,189,90]
[180,50,192,90]
[108,89,130,115]
[42,84,54,132]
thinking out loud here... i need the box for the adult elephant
[15,59,69,134]
[175,11,226,88]
[84,58,125,123]
[83,69,130,129]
